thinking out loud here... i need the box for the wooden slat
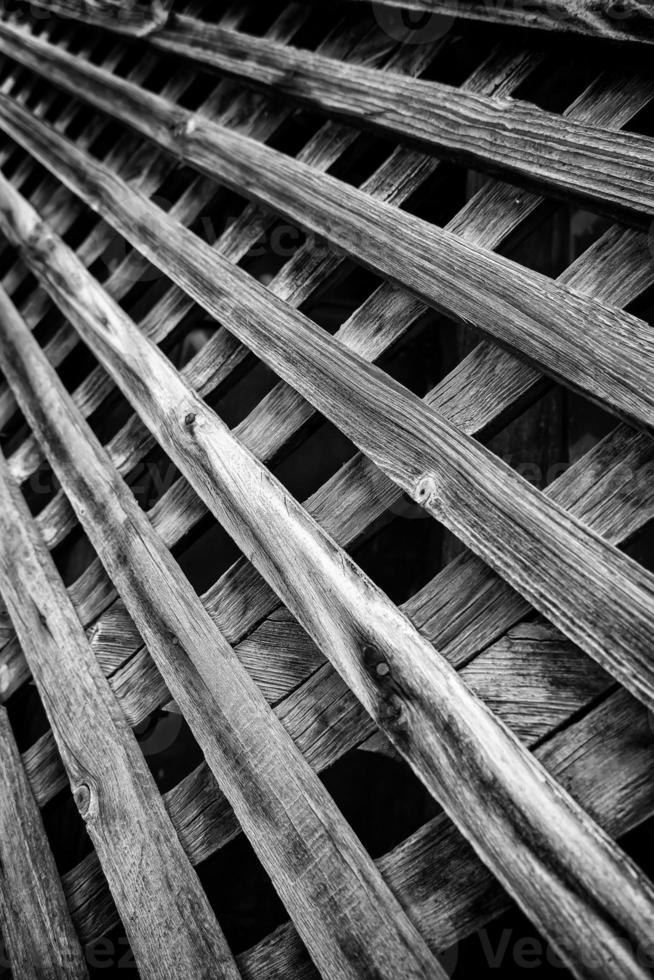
[239,686,654,980]
[2,233,651,717]
[0,706,88,979]
[0,297,443,980]
[4,97,654,719]
[16,414,654,822]
[48,684,654,966]
[0,0,279,430]
[349,0,654,46]
[2,165,654,980]
[134,13,654,222]
[0,450,242,980]
[18,420,654,818]
[1,26,654,434]
[2,69,646,697]
[27,0,172,36]
[5,18,434,488]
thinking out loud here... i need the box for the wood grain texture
[3,67,648,702]
[27,0,172,36]
[4,97,654,720]
[143,13,654,223]
[38,683,654,970]
[7,41,529,545]
[348,0,654,45]
[238,686,654,979]
[0,288,443,980]
[0,706,88,979]
[0,448,242,980]
[4,16,427,489]
[1,23,654,433]
[2,159,654,980]
[2,137,652,721]
[0,0,281,432]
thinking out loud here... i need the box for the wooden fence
[0,1,652,978]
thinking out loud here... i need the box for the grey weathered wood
[5,16,428,487]
[0,706,88,979]
[238,685,654,980]
[7,42,529,543]
[348,0,654,46]
[2,165,654,980]
[3,68,647,701]
[139,13,654,223]
[18,415,654,822]
[4,99,654,721]
[0,451,242,980]
[1,26,654,433]
[0,0,263,431]
[44,683,654,967]
[0,293,443,980]
[26,0,172,36]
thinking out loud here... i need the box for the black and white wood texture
[0,5,653,979]
[1,131,654,979]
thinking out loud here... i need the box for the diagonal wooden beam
[0,290,443,980]
[0,705,89,979]
[2,67,648,704]
[117,12,654,222]
[1,22,653,432]
[4,94,654,720]
[39,683,654,968]
[0,0,304,430]
[23,0,172,37]
[0,453,243,979]
[346,0,654,46]
[1,157,654,980]
[4,17,433,484]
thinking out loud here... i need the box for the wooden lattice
[0,1,653,977]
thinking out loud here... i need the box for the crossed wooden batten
[0,2,652,978]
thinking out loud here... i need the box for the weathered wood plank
[238,686,654,979]
[3,69,647,698]
[143,13,654,222]
[2,166,654,980]
[1,27,654,432]
[10,412,654,827]
[19,418,654,816]
[0,294,443,980]
[0,0,267,431]
[26,0,172,36]
[0,706,88,979]
[0,449,242,979]
[348,0,654,46]
[48,683,654,966]
[4,101,654,720]
[5,16,429,488]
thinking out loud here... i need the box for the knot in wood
[184,412,196,428]
[361,644,392,681]
[415,474,440,507]
[74,782,93,818]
